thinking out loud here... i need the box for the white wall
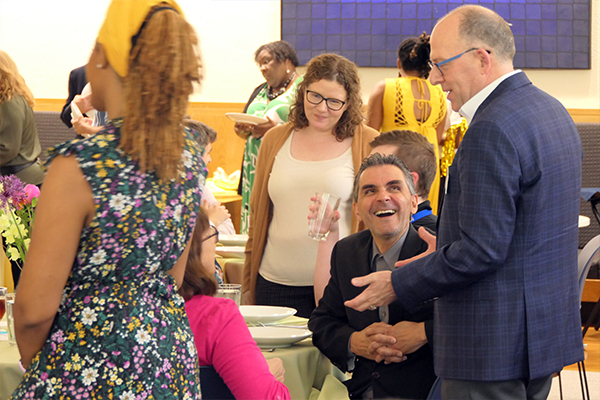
[0,0,598,109]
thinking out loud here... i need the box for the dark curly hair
[254,40,299,67]
[398,32,432,79]
[288,53,363,141]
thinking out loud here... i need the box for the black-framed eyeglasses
[203,225,219,244]
[428,48,491,77]
[305,90,346,111]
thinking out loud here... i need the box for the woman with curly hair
[243,53,378,317]
[11,1,204,398]
[366,33,448,214]
[0,50,44,186]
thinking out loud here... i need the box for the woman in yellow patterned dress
[367,33,448,214]
[11,1,204,398]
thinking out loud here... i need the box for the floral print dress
[10,119,206,400]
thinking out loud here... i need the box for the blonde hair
[120,6,202,181]
[0,49,35,107]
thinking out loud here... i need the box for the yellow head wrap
[97,0,184,77]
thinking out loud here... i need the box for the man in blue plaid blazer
[346,5,584,399]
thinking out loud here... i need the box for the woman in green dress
[234,41,302,234]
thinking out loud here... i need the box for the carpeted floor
[548,370,599,400]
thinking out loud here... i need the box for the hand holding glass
[308,193,341,241]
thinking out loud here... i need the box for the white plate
[218,234,248,246]
[240,305,297,325]
[249,326,312,348]
[215,246,246,259]
[225,112,268,125]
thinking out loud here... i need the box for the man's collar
[371,227,409,270]
[459,70,521,123]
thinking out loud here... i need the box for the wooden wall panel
[569,109,600,123]
[185,102,246,178]
[33,99,600,179]
[34,99,249,178]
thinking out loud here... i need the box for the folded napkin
[211,167,240,191]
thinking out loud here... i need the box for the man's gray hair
[352,153,416,203]
[451,5,516,62]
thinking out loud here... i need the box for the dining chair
[198,365,235,400]
[33,111,77,162]
[426,377,442,400]
[580,234,600,341]
[558,234,600,400]
[223,258,244,285]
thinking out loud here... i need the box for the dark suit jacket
[309,226,436,399]
[60,66,87,128]
[391,72,585,381]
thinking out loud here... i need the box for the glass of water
[216,284,242,306]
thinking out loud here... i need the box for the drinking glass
[308,192,341,241]
[6,292,16,345]
[216,284,242,306]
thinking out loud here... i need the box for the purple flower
[0,175,27,211]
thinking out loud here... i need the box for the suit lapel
[397,225,424,262]
[473,72,531,121]
[356,230,374,276]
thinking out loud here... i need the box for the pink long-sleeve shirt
[185,295,290,400]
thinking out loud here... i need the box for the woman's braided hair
[398,32,432,79]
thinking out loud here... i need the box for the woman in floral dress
[11,1,204,398]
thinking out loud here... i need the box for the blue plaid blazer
[391,72,585,381]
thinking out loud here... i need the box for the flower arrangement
[0,175,40,268]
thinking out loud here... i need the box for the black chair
[558,234,600,400]
[199,365,235,400]
[581,233,600,339]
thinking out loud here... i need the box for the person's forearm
[16,319,54,368]
[314,230,339,305]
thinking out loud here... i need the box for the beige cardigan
[242,122,379,303]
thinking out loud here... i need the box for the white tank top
[259,132,354,286]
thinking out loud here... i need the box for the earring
[286,69,290,74]
[96,64,103,69]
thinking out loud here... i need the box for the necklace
[267,72,296,100]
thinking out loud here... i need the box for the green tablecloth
[0,341,21,400]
